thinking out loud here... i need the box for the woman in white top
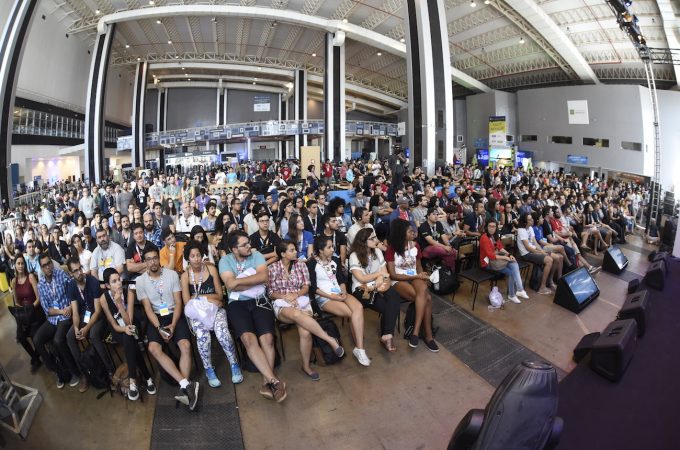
[310,235,370,366]
[385,219,438,352]
[70,234,92,272]
[349,228,402,353]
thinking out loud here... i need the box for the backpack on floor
[403,303,438,340]
[78,345,111,390]
[430,266,460,296]
[529,264,544,292]
[110,363,131,398]
[312,318,343,366]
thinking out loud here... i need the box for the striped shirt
[38,267,73,325]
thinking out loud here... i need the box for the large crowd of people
[1,153,652,407]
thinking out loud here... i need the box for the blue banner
[567,155,588,165]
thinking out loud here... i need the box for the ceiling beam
[93,4,492,92]
[495,0,599,84]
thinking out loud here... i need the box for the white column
[324,31,346,162]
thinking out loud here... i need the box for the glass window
[583,138,609,148]
[621,141,642,151]
[521,135,537,142]
[550,135,572,144]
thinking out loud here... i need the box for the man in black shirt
[133,180,149,212]
[418,207,457,272]
[64,257,109,392]
[228,198,245,231]
[249,212,280,265]
[303,200,322,236]
[321,214,347,268]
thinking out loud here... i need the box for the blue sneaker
[205,367,221,388]
[231,363,243,384]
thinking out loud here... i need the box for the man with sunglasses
[65,257,108,393]
[219,231,286,403]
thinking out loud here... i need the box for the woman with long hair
[132,207,143,225]
[180,177,193,205]
[284,213,313,261]
[385,219,438,352]
[309,234,370,366]
[10,254,44,373]
[181,241,242,387]
[268,240,344,380]
[189,225,216,265]
[70,234,92,272]
[72,212,87,237]
[2,232,17,280]
[276,199,294,238]
[99,268,156,401]
[581,203,608,256]
[479,220,528,304]
[349,229,402,353]
[164,198,178,221]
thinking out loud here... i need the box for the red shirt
[281,167,291,180]
[479,234,504,268]
[549,217,563,233]
[322,163,333,178]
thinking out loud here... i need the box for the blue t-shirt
[218,251,266,302]
[67,275,103,317]
[532,225,545,243]
[285,231,314,260]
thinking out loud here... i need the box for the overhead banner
[253,95,271,112]
[489,116,506,147]
[567,100,589,124]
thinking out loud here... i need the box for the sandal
[301,368,320,381]
[380,337,397,352]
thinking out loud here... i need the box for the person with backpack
[309,235,370,367]
[385,219,438,353]
[99,268,156,401]
[267,240,344,381]
[64,257,108,393]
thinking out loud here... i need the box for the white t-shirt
[89,242,126,281]
[314,259,342,296]
[517,227,537,256]
[349,250,385,292]
[346,223,373,247]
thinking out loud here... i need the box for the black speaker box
[573,332,601,363]
[644,261,666,290]
[602,245,629,274]
[627,278,641,294]
[617,290,650,337]
[553,267,600,313]
[590,319,637,382]
[649,252,669,275]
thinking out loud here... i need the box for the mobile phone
[159,326,171,339]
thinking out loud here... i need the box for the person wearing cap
[160,228,185,274]
[388,196,416,231]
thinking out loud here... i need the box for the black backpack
[78,345,110,390]
[529,264,544,292]
[312,318,343,366]
[431,266,460,296]
[403,303,438,340]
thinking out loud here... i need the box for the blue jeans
[498,261,524,296]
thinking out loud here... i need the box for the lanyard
[189,266,204,298]
[259,233,269,248]
[318,258,339,289]
[150,270,164,299]
[76,282,92,311]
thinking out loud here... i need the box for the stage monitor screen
[563,268,598,304]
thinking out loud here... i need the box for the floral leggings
[189,308,238,370]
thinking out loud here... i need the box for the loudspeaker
[602,245,628,274]
[590,319,637,382]
[617,290,650,337]
[649,252,669,275]
[553,267,600,313]
[573,332,601,363]
[644,261,666,290]
[627,278,641,294]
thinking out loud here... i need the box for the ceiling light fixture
[175,55,179,59]
[253,81,256,85]
[188,78,191,81]
[125,44,130,48]
[342,18,348,23]
[137,57,141,61]
[484,0,490,4]
[149,1,155,5]
[156,19,161,24]
[182,67,185,70]
[167,40,172,44]
[519,36,525,44]
[400,38,405,43]
[470,1,476,7]
[185,73,188,76]
[377,52,382,56]
[312,52,316,57]
[95,9,100,15]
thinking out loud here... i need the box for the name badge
[229,291,240,301]
[406,269,416,276]
[158,302,170,316]
[83,310,92,324]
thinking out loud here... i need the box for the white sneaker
[352,347,371,366]
[507,295,521,304]
[516,290,529,299]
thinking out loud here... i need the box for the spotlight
[167,40,172,44]
[156,19,161,24]
[125,44,130,48]
[377,52,382,56]
[137,57,141,61]
[470,0,477,7]
[484,0,490,4]
[519,36,525,44]
[312,52,316,57]
[95,9,100,15]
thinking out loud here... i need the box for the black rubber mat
[428,294,566,387]
[150,358,244,450]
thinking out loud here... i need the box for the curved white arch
[98,5,491,92]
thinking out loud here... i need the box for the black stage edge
[557,258,680,450]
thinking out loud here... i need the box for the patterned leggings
[189,308,238,370]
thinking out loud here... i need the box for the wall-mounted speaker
[553,267,600,313]
[602,245,628,274]
[590,319,637,382]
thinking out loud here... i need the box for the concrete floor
[0,234,654,449]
